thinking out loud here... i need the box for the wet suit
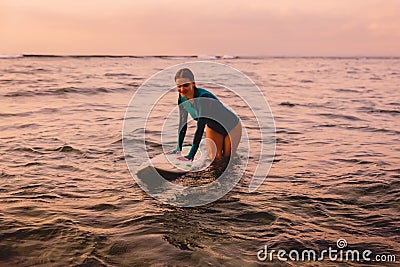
[175,87,239,160]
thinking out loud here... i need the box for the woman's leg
[205,125,224,160]
[223,121,242,158]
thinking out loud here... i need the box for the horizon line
[1,54,400,59]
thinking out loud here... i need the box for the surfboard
[150,145,204,174]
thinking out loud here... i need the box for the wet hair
[175,68,195,82]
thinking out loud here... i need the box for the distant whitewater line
[1,54,399,59]
[0,54,25,59]
[0,54,240,59]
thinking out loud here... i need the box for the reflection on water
[0,57,399,266]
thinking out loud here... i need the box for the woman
[169,68,242,162]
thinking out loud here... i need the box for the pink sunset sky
[1,0,399,56]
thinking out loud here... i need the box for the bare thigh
[223,121,242,157]
[205,125,224,160]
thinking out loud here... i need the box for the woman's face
[176,78,194,99]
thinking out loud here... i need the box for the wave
[279,101,296,107]
[0,54,24,59]
[345,125,400,135]
[369,109,400,115]
[313,123,400,135]
[14,145,83,154]
[87,203,118,211]
[4,86,129,97]
[358,106,400,116]
[333,88,361,93]
[0,111,33,117]
[104,73,135,77]
[316,112,364,121]
[197,55,239,60]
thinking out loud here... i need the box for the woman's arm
[185,117,206,160]
[184,95,213,159]
[176,103,188,152]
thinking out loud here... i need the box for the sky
[1,0,399,56]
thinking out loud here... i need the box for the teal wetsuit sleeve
[186,117,206,160]
[185,94,212,160]
[177,103,188,151]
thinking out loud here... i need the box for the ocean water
[0,56,399,266]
